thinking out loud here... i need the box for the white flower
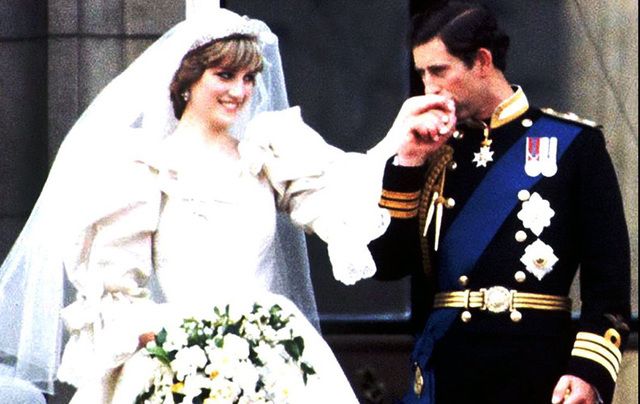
[171,345,208,381]
[182,373,211,401]
[163,323,190,352]
[262,324,291,341]
[254,342,286,368]
[261,362,305,403]
[222,333,250,360]
[232,360,261,394]
[206,377,241,403]
[138,303,313,403]
[517,192,555,236]
[242,321,262,340]
[520,238,559,280]
[238,389,269,404]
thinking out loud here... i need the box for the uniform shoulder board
[540,107,601,129]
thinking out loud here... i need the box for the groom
[370,2,630,403]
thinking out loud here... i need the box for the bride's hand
[391,94,456,166]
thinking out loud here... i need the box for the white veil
[0,8,317,395]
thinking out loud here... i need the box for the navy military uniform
[370,88,630,404]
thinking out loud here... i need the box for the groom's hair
[411,1,510,72]
[170,34,263,119]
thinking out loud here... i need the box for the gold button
[521,118,533,127]
[514,271,527,283]
[604,328,622,348]
[458,275,469,287]
[510,310,522,322]
[413,364,424,396]
[461,310,472,322]
[515,231,527,243]
[446,198,456,208]
[449,161,458,170]
[453,130,463,139]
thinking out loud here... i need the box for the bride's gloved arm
[239,107,398,285]
[56,159,162,389]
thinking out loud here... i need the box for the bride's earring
[181,90,190,102]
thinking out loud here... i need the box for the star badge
[472,145,494,167]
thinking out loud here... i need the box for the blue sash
[403,116,582,403]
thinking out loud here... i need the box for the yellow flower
[171,382,184,393]
[209,370,220,379]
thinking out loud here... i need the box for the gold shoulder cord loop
[417,145,454,277]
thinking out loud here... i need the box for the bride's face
[187,66,257,130]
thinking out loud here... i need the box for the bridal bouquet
[136,303,316,404]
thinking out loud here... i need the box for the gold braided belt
[433,286,572,323]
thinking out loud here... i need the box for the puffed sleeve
[56,157,162,390]
[238,107,393,285]
[564,129,631,404]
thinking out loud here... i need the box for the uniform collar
[490,85,529,129]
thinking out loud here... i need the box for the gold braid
[417,145,454,277]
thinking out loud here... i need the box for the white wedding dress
[0,10,403,401]
[56,108,391,403]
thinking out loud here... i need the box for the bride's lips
[219,99,243,113]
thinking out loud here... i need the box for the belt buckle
[481,286,511,313]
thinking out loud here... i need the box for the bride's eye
[216,71,234,80]
[243,73,256,84]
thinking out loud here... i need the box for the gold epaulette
[541,107,601,129]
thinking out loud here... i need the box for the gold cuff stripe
[387,208,419,219]
[379,199,420,210]
[571,348,618,382]
[573,341,620,372]
[576,332,622,362]
[381,190,421,200]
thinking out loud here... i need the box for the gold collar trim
[490,86,529,129]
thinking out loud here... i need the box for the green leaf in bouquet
[146,345,171,366]
[135,383,155,404]
[269,304,283,315]
[225,321,242,336]
[155,328,168,346]
[249,348,265,367]
[301,362,316,384]
[172,391,185,403]
[282,336,304,360]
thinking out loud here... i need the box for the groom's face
[413,38,485,121]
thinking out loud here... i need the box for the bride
[0,7,443,404]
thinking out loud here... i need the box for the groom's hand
[391,94,456,167]
[551,375,600,404]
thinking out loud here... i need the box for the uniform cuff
[566,331,623,403]
[379,159,426,219]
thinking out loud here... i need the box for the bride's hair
[169,34,264,119]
